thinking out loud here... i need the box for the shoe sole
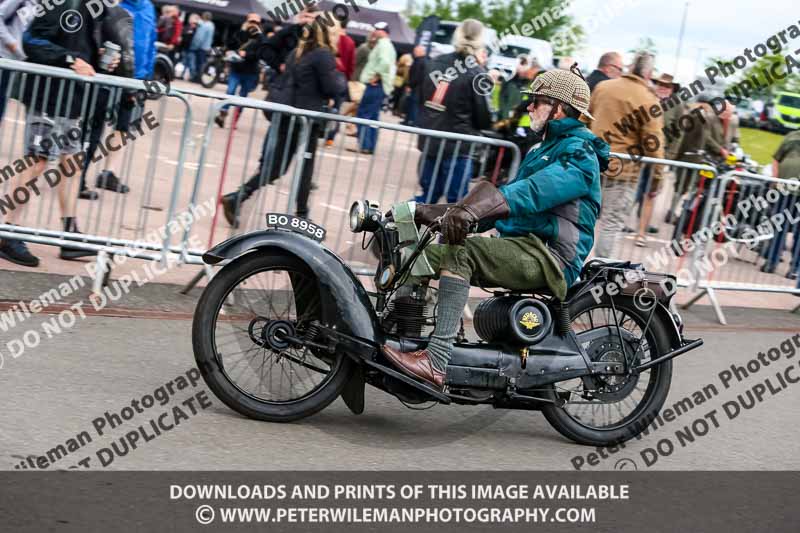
[0,249,40,267]
[59,250,98,260]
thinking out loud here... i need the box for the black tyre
[541,292,673,446]
[192,252,353,422]
[200,60,221,89]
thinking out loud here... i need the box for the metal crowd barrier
[595,153,718,287]
[181,92,523,288]
[2,57,797,322]
[0,58,208,292]
[682,170,800,323]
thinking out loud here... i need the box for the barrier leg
[180,264,215,295]
[92,251,110,294]
[682,287,727,325]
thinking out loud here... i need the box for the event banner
[2,471,798,532]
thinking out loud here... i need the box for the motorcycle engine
[473,296,552,345]
[385,285,432,338]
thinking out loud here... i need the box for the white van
[429,20,499,60]
[486,35,554,80]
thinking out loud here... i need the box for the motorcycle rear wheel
[192,252,353,422]
[541,292,673,446]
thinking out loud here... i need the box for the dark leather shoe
[382,345,445,390]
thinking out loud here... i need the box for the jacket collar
[621,73,650,88]
[543,117,585,142]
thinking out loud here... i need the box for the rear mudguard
[565,279,685,350]
[203,230,383,345]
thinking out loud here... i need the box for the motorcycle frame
[203,227,701,407]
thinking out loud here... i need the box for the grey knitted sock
[426,275,470,372]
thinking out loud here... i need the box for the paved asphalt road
[0,272,798,471]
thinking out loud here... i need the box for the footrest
[364,359,451,404]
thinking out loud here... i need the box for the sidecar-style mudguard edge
[203,230,383,344]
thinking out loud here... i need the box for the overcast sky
[336,0,795,82]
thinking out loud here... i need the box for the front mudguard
[203,230,383,345]
[204,230,380,415]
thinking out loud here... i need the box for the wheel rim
[557,304,660,431]
[210,265,340,405]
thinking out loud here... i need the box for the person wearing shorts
[0,0,115,268]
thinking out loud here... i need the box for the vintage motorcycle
[192,202,703,446]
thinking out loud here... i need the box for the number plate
[265,213,326,242]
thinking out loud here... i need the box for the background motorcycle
[192,203,702,446]
[199,46,228,89]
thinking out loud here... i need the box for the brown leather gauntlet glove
[414,203,452,227]
[440,181,510,245]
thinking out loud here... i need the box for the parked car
[429,20,498,61]
[766,91,800,133]
[486,35,554,80]
[736,100,760,128]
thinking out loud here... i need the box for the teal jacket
[496,118,609,286]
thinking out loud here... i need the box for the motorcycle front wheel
[192,252,353,422]
[541,292,673,446]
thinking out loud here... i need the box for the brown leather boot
[441,181,510,244]
[382,345,445,390]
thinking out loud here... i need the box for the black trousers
[235,116,322,218]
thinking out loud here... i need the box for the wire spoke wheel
[214,267,333,403]
[561,306,654,430]
[193,253,353,422]
[541,292,673,446]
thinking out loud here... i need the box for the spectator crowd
[0,2,797,282]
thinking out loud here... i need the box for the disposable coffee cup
[99,41,121,72]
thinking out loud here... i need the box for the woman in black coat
[221,15,343,223]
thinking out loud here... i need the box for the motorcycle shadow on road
[297,397,565,450]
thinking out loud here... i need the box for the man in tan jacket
[587,52,665,256]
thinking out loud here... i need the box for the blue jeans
[187,49,207,81]
[356,83,385,152]
[763,194,800,271]
[403,91,418,126]
[222,71,259,111]
[415,156,474,204]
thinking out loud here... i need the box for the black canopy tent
[155,0,415,52]
[153,0,271,46]
[158,0,269,21]
[318,1,415,54]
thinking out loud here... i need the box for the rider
[383,65,610,390]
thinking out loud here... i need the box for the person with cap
[585,51,624,92]
[382,65,609,390]
[631,72,681,238]
[351,21,396,154]
[588,51,665,253]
